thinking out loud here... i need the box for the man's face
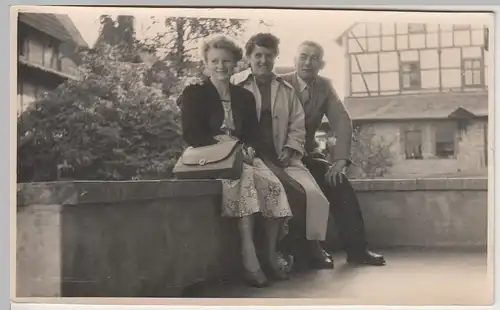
[295,44,324,81]
[248,45,277,78]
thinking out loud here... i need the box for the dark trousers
[278,154,369,262]
[302,154,368,255]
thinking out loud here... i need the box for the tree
[347,125,396,179]
[17,43,185,182]
[142,17,248,76]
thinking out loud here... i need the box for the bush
[347,125,395,179]
[17,44,185,182]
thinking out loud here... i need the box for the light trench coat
[231,68,330,241]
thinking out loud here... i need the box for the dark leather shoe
[347,250,386,266]
[309,251,334,269]
[323,249,333,259]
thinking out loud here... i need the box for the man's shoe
[347,250,386,266]
[309,250,334,269]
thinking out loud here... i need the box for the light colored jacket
[231,68,306,162]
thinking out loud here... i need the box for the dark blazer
[178,78,262,151]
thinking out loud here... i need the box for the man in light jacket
[279,40,386,267]
[231,33,334,269]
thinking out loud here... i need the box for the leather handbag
[173,139,244,180]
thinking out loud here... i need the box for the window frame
[462,57,484,88]
[404,129,424,160]
[434,122,458,159]
[400,60,422,90]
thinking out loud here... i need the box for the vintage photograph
[13,5,493,306]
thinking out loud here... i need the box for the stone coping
[17,177,488,207]
[351,177,488,192]
[17,179,222,207]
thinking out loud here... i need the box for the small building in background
[332,22,489,178]
[17,13,88,116]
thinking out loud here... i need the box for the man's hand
[325,159,348,187]
[279,147,296,167]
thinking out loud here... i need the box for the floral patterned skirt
[220,158,293,219]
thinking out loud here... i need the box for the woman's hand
[242,146,255,165]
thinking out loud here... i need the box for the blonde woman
[178,35,292,287]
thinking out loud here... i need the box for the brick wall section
[16,178,488,298]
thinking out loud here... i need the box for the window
[435,122,457,158]
[405,130,423,159]
[408,23,426,34]
[401,61,421,89]
[462,58,483,87]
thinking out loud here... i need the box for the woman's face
[205,48,236,81]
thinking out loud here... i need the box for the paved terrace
[189,249,491,306]
[16,177,490,305]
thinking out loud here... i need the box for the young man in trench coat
[278,40,386,267]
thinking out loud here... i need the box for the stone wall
[354,119,488,178]
[16,178,488,298]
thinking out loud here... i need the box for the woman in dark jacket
[178,35,292,287]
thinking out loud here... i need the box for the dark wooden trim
[348,43,485,55]
[459,47,464,91]
[379,23,383,53]
[351,31,366,53]
[353,54,371,96]
[480,46,485,86]
[347,27,484,40]
[351,67,460,75]
[349,86,487,95]
[377,53,380,95]
[438,24,442,92]
[397,50,402,94]
[393,23,398,50]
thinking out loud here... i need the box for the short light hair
[298,40,325,60]
[200,35,243,64]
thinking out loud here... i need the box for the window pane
[473,70,481,84]
[464,60,471,69]
[402,73,411,88]
[473,60,481,69]
[405,130,423,159]
[465,71,473,85]
[43,42,54,67]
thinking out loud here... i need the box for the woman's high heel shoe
[243,269,269,288]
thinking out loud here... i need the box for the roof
[343,91,488,121]
[18,13,88,47]
[334,22,361,46]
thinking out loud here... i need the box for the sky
[55,7,493,100]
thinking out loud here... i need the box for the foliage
[141,17,247,76]
[16,15,266,182]
[17,43,185,182]
[347,125,396,179]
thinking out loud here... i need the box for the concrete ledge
[16,177,488,298]
[17,179,222,206]
[351,177,487,192]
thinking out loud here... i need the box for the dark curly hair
[244,33,280,57]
